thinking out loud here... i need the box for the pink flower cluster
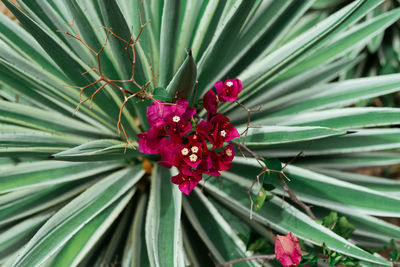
[137,78,243,195]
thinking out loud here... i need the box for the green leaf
[0,211,52,260]
[184,189,257,266]
[0,124,89,147]
[122,193,149,267]
[11,166,144,267]
[281,165,400,217]
[275,8,400,83]
[98,0,149,131]
[226,0,314,80]
[166,50,197,102]
[152,87,171,102]
[257,74,400,119]
[53,139,140,161]
[190,0,226,61]
[50,190,134,267]
[159,0,181,87]
[230,159,400,216]
[334,216,355,239]
[235,55,363,116]
[254,187,273,211]
[262,158,282,184]
[0,12,66,80]
[145,165,184,267]
[0,100,114,137]
[1,0,116,119]
[0,180,91,227]
[235,0,383,105]
[322,211,339,229]
[198,0,255,90]
[293,152,400,169]
[0,160,123,194]
[173,0,203,71]
[64,0,120,80]
[252,129,400,157]
[204,176,390,266]
[311,168,400,193]
[242,126,346,147]
[260,108,400,129]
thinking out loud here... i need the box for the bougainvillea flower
[214,144,235,171]
[210,113,240,148]
[179,138,204,168]
[147,98,195,127]
[275,232,302,267]
[214,78,242,102]
[203,89,218,115]
[138,79,242,194]
[158,139,180,168]
[171,168,202,195]
[164,112,193,141]
[136,126,165,154]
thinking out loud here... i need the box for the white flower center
[226,81,233,87]
[220,130,227,137]
[181,148,189,155]
[225,149,232,157]
[191,146,199,153]
[172,115,181,122]
[189,154,198,162]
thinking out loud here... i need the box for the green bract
[0,0,400,266]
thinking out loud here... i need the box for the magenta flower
[171,168,202,195]
[136,126,165,154]
[214,78,242,102]
[203,89,218,115]
[275,232,302,267]
[214,144,235,171]
[146,99,195,127]
[210,113,240,149]
[137,79,242,195]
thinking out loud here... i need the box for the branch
[278,173,316,220]
[229,141,316,221]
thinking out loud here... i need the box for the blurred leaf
[11,166,143,267]
[204,177,391,266]
[50,190,134,267]
[145,165,184,267]
[184,189,257,266]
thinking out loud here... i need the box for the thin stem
[278,173,316,220]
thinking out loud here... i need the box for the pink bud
[203,89,219,114]
[275,232,302,267]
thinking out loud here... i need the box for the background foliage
[1,0,400,266]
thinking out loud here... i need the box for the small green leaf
[152,87,171,102]
[166,50,197,102]
[322,212,339,229]
[262,158,282,184]
[334,216,355,240]
[254,187,266,211]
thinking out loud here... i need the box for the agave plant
[1,0,400,266]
